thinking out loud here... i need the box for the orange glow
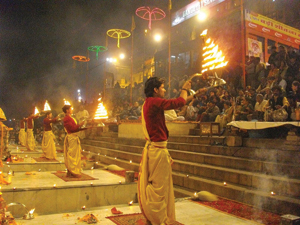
[44,100,51,111]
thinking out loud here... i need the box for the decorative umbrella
[107,29,131,48]
[87,46,107,60]
[135,6,166,30]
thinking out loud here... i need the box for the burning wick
[115,157,117,159]
[223,182,227,186]
[128,201,133,206]
[6,162,9,164]
[186,175,189,178]
[83,150,85,152]
[53,184,56,188]
[271,191,276,196]
[13,187,16,190]
[90,182,93,185]
[96,162,99,164]
[119,181,122,184]
[91,167,94,170]
[194,192,197,197]
[130,160,132,163]
[105,155,106,157]
[98,153,100,155]
[82,205,86,210]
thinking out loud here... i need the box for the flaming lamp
[93,99,108,127]
[43,100,51,112]
[34,107,40,116]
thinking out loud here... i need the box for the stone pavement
[14,200,260,225]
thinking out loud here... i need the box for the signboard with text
[245,10,300,46]
[171,0,225,27]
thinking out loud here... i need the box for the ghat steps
[81,131,300,216]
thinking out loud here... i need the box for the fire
[34,107,39,115]
[44,100,51,111]
[201,30,228,73]
[64,99,71,106]
[29,208,35,214]
[94,102,108,120]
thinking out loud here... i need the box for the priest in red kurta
[19,118,27,147]
[42,112,59,159]
[138,77,192,225]
[25,113,39,151]
[62,105,85,178]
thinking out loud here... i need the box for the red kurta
[43,118,58,131]
[63,115,80,133]
[26,115,39,129]
[143,97,186,142]
[20,119,26,129]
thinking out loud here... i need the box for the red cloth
[20,119,26,129]
[43,117,57,131]
[63,115,80,134]
[26,115,39,129]
[143,97,186,142]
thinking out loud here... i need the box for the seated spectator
[198,97,220,122]
[267,63,279,79]
[289,81,300,104]
[128,101,141,120]
[236,89,245,106]
[265,86,289,111]
[273,75,287,93]
[263,87,273,101]
[235,97,253,121]
[215,100,233,130]
[256,77,268,93]
[252,94,268,121]
[278,61,288,79]
[268,46,278,66]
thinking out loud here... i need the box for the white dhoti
[64,133,82,176]
[26,129,35,151]
[19,128,26,146]
[138,141,175,225]
[138,105,175,225]
[42,131,56,159]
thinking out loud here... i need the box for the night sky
[0,0,189,119]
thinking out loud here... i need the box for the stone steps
[88,153,300,215]
[82,140,300,178]
[83,137,300,164]
[84,144,300,198]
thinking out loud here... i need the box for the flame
[64,99,71,105]
[34,107,39,115]
[44,100,51,111]
[94,102,108,120]
[200,29,208,37]
[201,30,228,73]
[29,208,35,214]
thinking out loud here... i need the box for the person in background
[41,112,59,159]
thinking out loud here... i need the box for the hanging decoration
[135,6,166,30]
[107,29,131,48]
[201,29,228,74]
[72,55,90,62]
[87,46,108,60]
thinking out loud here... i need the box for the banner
[245,10,300,46]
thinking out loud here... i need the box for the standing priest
[41,112,59,159]
[62,104,85,178]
